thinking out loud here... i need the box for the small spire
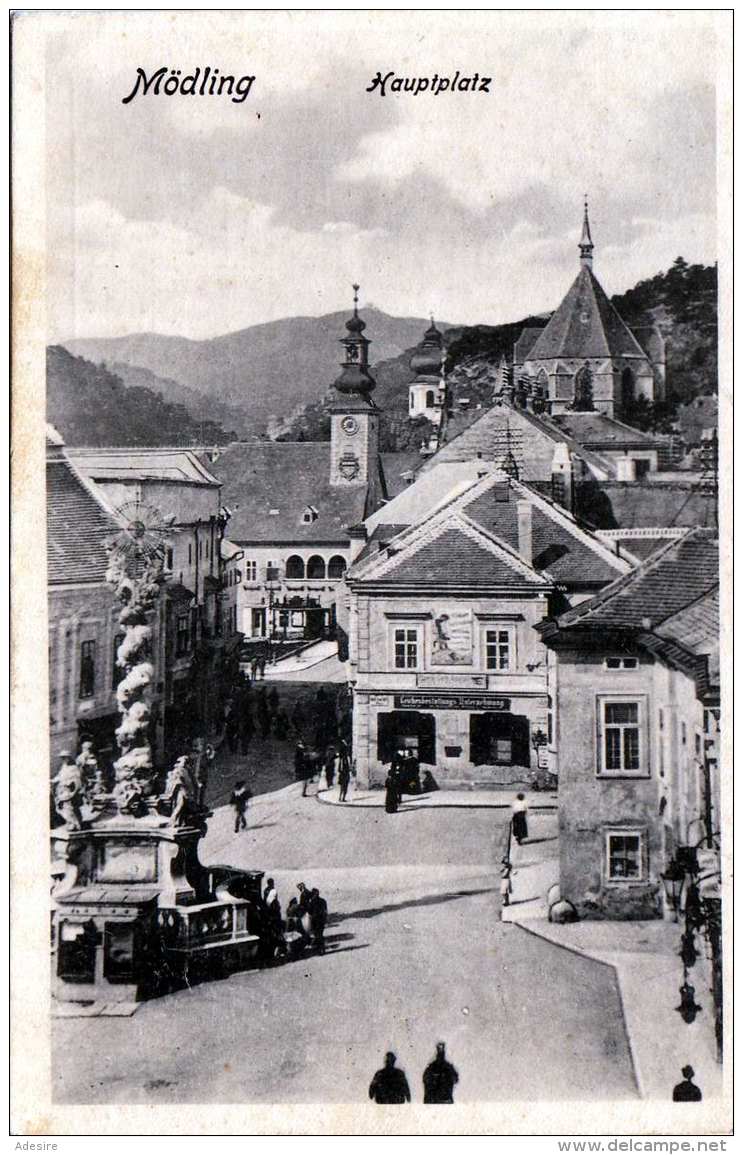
[579,196,594,269]
[352,283,360,314]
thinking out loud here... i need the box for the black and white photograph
[10,8,731,1138]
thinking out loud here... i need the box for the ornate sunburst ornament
[109,499,173,563]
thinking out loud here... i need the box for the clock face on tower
[341,415,359,435]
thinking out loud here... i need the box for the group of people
[369,1044,459,1104]
[259,878,329,958]
[384,747,439,814]
[295,738,353,800]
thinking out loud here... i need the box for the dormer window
[302,506,319,524]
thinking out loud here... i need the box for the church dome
[410,320,444,377]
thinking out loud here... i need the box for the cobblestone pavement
[52,787,637,1104]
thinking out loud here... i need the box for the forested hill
[610,257,717,404]
[276,258,717,446]
[47,345,239,446]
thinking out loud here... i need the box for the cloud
[41,10,723,339]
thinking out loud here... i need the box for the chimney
[516,499,533,565]
[551,442,574,512]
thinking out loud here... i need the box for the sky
[38,10,723,341]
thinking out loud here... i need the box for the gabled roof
[522,266,647,362]
[514,325,546,363]
[351,509,550,589]
[47,456,121,585]
[353,467,629,590]
[202,441,380,544]
[549,529,718,632]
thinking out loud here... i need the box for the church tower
[329,286,385,510]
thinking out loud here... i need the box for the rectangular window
[680,721,687,746]
[606,830,644,881]
[245,561,257,582]
[605,656,639,670]
[394,627,419,670]
[166,547,174,570]
[598,698,645,775]
[485,628,511,671]
[176,614,190,657]
[188,543,192,565]
[112,632,125,690]
[79,640,96,699]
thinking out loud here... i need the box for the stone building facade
[346,466,630,788]
[538,529,719,920]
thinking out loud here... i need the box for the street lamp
[661,857,686,921]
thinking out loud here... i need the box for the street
[53,788,637,1104]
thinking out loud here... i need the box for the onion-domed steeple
[410,317,444,377]
[334,284,376,397]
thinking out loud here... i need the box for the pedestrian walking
[274,708,289,740]
[229,779,251,832]
[500,857,512,907]
[422,1042,459,1103]
[295,741,310,796]
[511,792,529,845]
[369,1053,411,1104]
[257,687,271,739]
[240,711,254,755]
[672,1065,703,1102]
[384,772,399,814]
[291,698,306,739]
[250,655,259,682]
[195,760,209,809]
[258,654,266,680]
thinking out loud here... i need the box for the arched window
[620,367,635,417]
[425,389,436,409]
[306,555,326,579]
[328,555,347,579]
[285,555,305,579]
[573,364,594,411]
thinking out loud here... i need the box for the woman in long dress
[511,793,529,844]
[385,773,399,814]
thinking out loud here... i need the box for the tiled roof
[524,267,647,362]
[463,488,621,585]
[550,412,659,448]
[514,325,546,362]
[553,529,718,631]
[47,457,121,585]
[578,480,718,529]
[381,527,531,586]
[203,442,378,543]
[656,588,720,683]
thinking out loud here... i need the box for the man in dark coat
[422,1042,459,1103]
[308,887,328,953]
[369,1052,411,1104]
[672,1065,703,1102]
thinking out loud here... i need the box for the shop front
[356,688,548,788]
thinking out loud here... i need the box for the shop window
[57,919,97,984]
[112,632,125,690]
[328,555,347,579]
[485,628,512,671]
[597,697,646,775]
[470,713,530,767]
[393,626,420,670]
[79,640,96,699]
[104,923,137,982]
[605,656,638,670]
[605,830,645,882]
[285,555,305,579]
[378,711,436,765]
[176,614,191,657]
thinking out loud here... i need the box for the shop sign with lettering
[394,693,511,711]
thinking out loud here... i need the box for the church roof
[202,441,377,544]
[521,266,648,362]
[549,412,660,448]
[47,455,121,585]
